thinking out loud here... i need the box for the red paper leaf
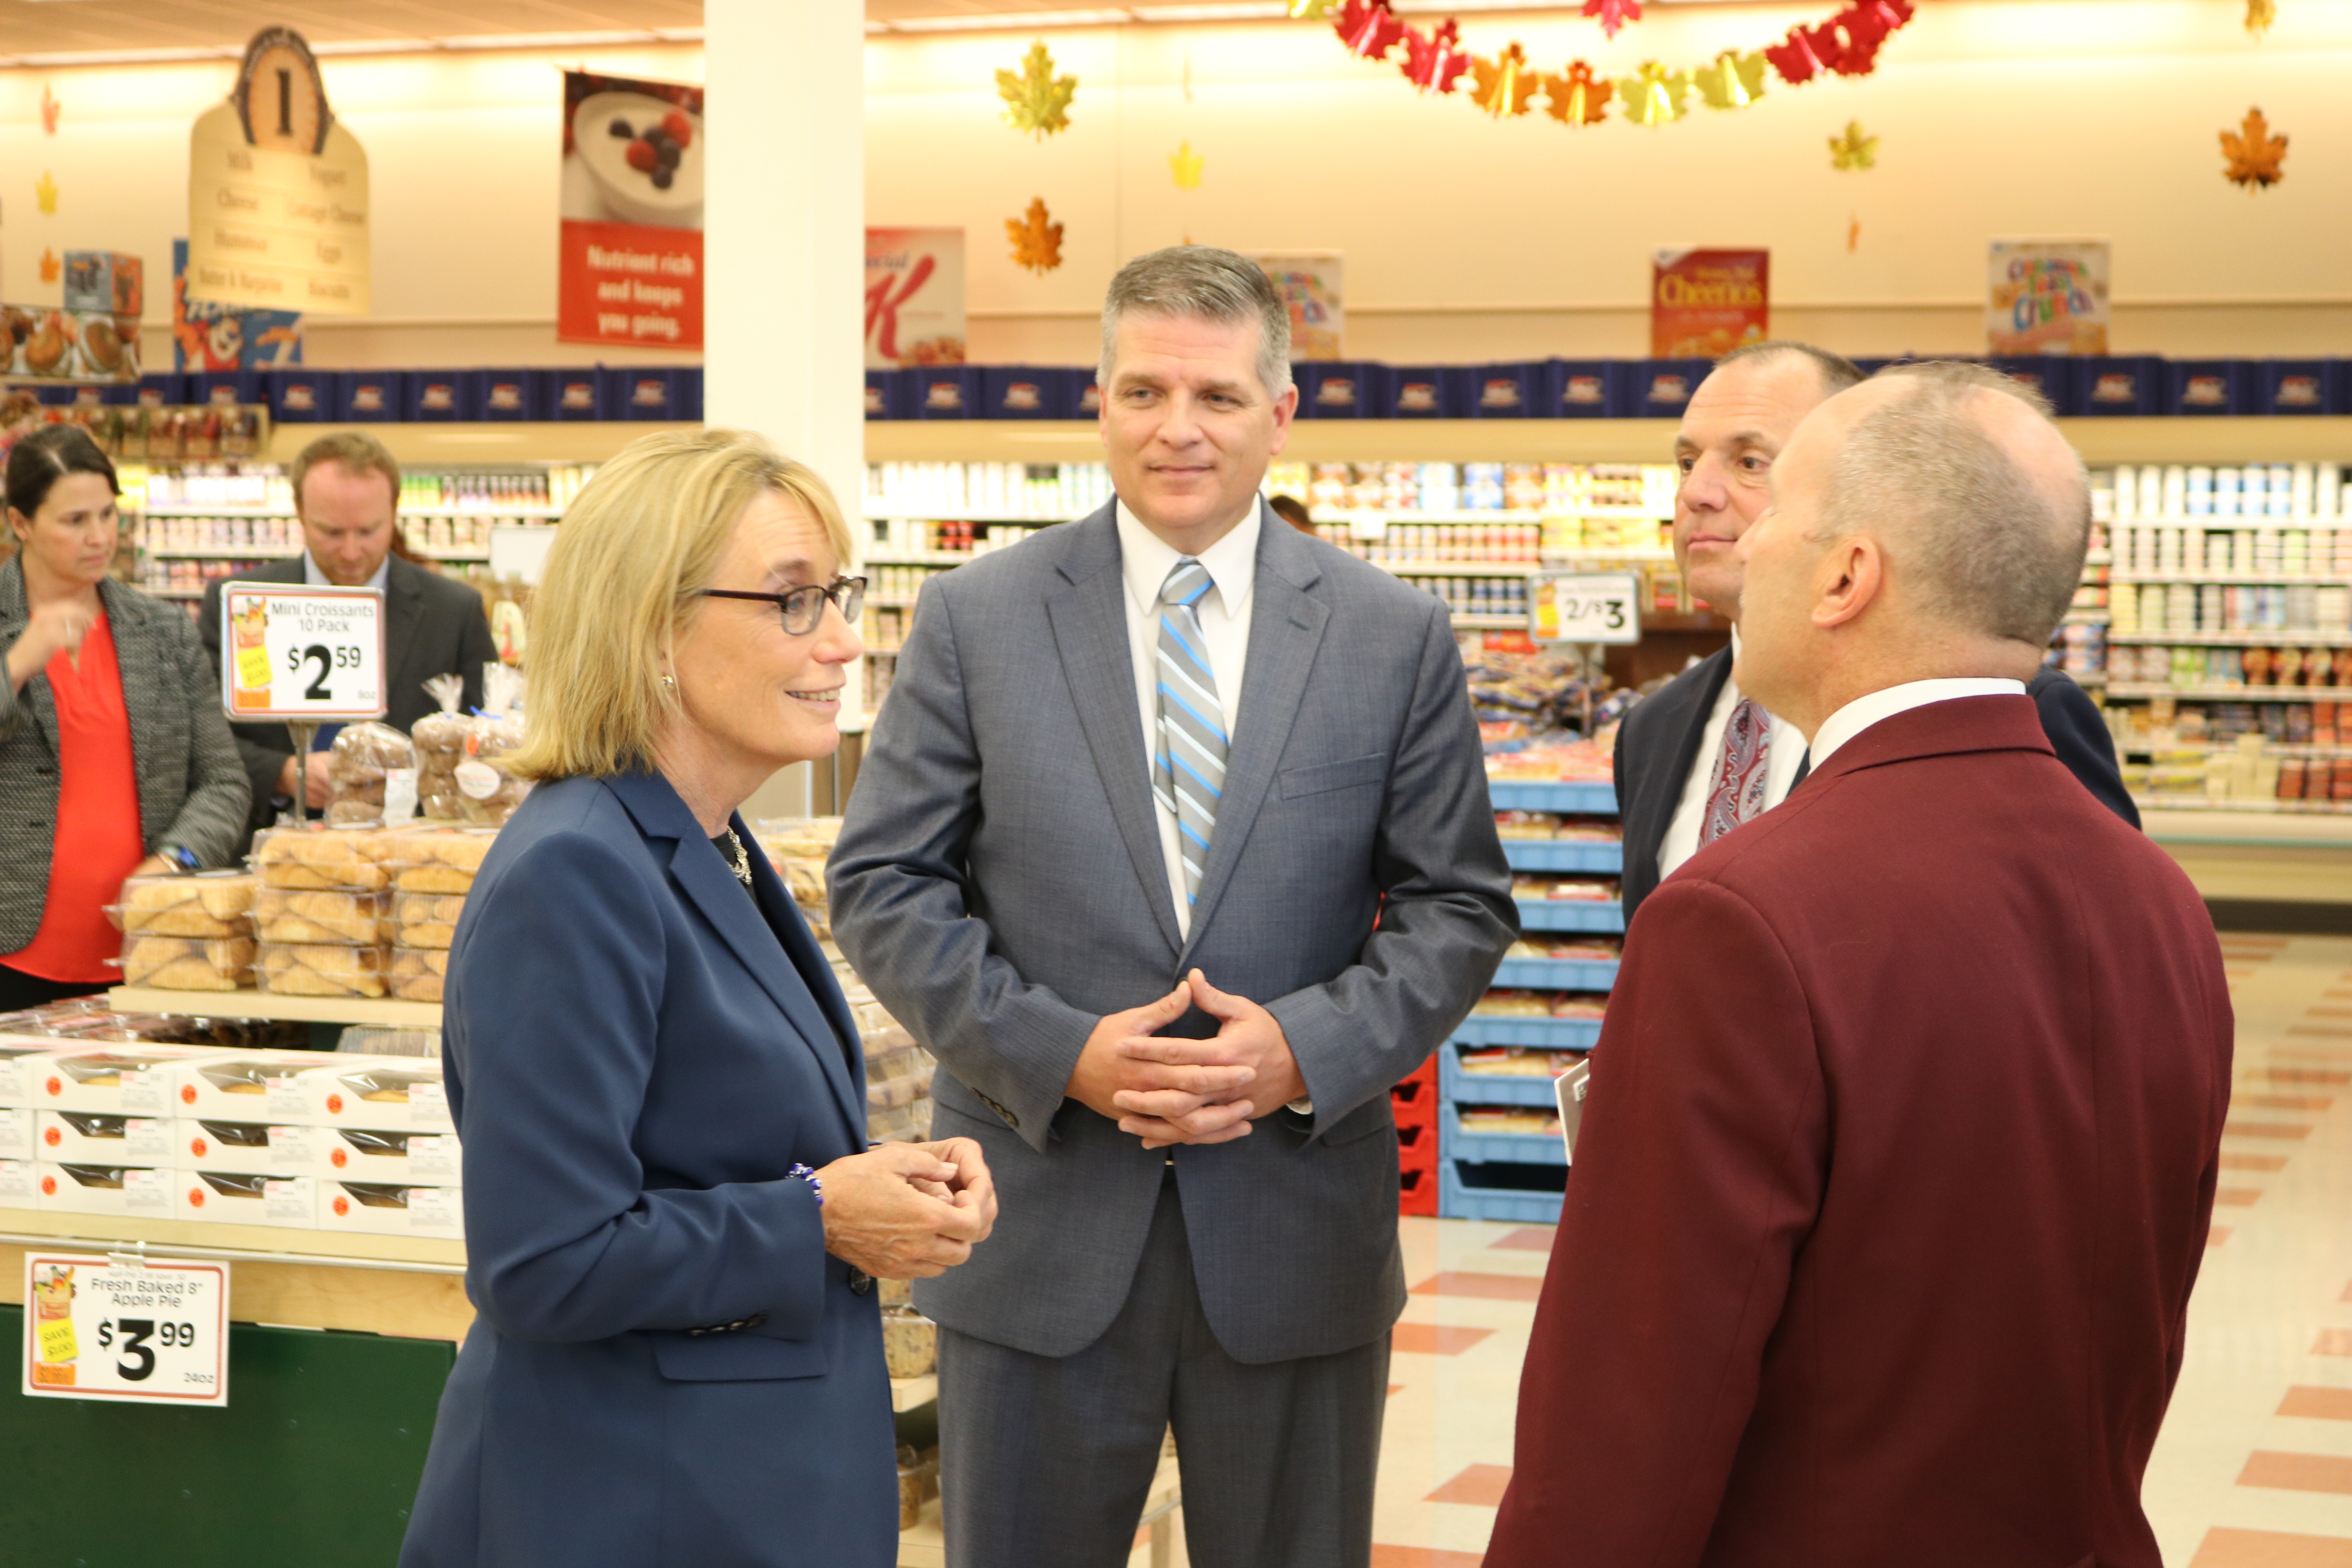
[1763,29,1824,83]
[1400,19,1472,93]
[1334,0,1406,60]
[1580,0,1643,41]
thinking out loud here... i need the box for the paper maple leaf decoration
[1007,197,1065,273]
[1470,43,1539,118]
[1692,49,1767,110]
[1400,19,1472,93]
[1288,0,1338,16]
[1169,140,1204,189]
[40,83,60,136]
[997,42,1076,140]
[35,170,58,215]
[39,248,60,285]
[2221,107,2287,188]
[1582,0,1642,41]
[1333,0,1406,60]
[1615,62,1690,126]
[2245,0,2276,32]
[1828,120,1879,170]
[1542,61,1613,126]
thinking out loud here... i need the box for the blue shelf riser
[1488,780,1618,815]
[1493,957,1618,990]
[1514,898,1624,934]
[1502,841,1623,874]
[1443,1042,1585,1108]
[1452,1015,1603,1049]
[1438,1158,1566,1223]
[1441,1102,1568,1168]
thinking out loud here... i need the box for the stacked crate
[1390,1056,1440,1216]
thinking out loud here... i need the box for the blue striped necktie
[1152,557,1229,908]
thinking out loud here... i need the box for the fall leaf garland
[2221,107,2287,189]
[1329,0,1915,128]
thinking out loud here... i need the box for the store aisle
[1128,933,2352,1568]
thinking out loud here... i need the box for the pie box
[21,1045,236,1117]
[0,1106,28,1161]
[176,1117,306,1176]
[34,1110,172,1166]
[174,1169,320,1230]
[0,1157,33,1205]
[0,1040,64,1108]
[178,1117,461,1184]
[165,1049,340,1123]
[287,1056,454,1134]
[318,1179,464,1239]
[34,1160,174,1218]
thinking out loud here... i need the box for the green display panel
[1,1305,452,1566]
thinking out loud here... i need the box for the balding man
[1487,363,2232,1568]
[1617,341,2134,919]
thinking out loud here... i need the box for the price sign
[218,583,387,722]
[1530,571,1642,646]
[22,1254,228,1406]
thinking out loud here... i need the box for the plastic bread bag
[454,663,530,825]
[251,826,392,892]
[116,936,257,991]
[254,887,391,946]
[108,871,256,938]
[326,721,417,828]
[258,940,392,999]
[413,673,469,821]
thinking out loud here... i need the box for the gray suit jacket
[199,554,499,838]
[0,562,251,951]
[829,502,1516,1365]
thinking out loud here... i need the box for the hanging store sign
[559,71,704,350]
[1531,571,1642,645]
[866,229,966,369]
[185,28,370,317]
[1249,252,1345,361]
[1650,247,1768,359]
[23,1253,229,1407]
[218,583,388,722]
[1987,238,2110,356]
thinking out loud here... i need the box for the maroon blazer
[1486,695,2231,1568]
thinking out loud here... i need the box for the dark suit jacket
[198,554,498,835]
[1615,650,2138,916]
[399,771,897,1568]
[1486,697,2232,1568]
[829,503,1516,1364]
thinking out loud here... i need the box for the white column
[705,0,866,815]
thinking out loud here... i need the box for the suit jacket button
[848,1267,873,1295]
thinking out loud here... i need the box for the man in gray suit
[830,246,1515,1568]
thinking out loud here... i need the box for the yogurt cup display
[572,91,703,228]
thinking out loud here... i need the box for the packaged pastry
[318,1179,463,1238]
[289,1056,452,1132]
[388,947,449,1003]
[109,872,255,938]
[390,892,467,950]
[455,664,528,825]
[413,673,470,820]
[383,827,497,894]
[258,940,392,999]
[255,887,390,945]
[118,935,256,991]
[253,826,392,892]
[882,1308,938,1379]
[167,1050,339,1121]
[325,722,417,828]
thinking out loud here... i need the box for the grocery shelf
[0,1203,464,1270]
[864,510,1073,524]
[107,985,442,1029]
[1450,614,1527,629]
[1441,1100,1566,1168]
[2106,684,2352,701]
[142,505,561,520]
[139,547,494,563]
[1514,898,1624,934]
[1492,956,1619,990]
[2109,630,2352,647]
[2112,571,2352,585]
[1487,780,1617,814]
[1443,1046,1589,1111]
[267,422,691,467]
[1438,1156,1565,1223]
[1500,839,1622,873]
[1350,559,1547,575]
[1452,1014,1605,1051]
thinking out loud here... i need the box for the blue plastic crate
[2078,356,2165,416]
[1451,1015,1604,1050]
[2261,360,2338,416]
[1541,360,1619,419]
[1619,359,1711,419]
[1487,780,1617,815]
[1441,1101,1567,1167]
[909,367,981,420]
[336,370,406,423]
[1502,840,1623,874]
[1466,363,1541,418]
[1515,898,1624,934]
[267,368,336,423]
[1493,957,1618,990]
[477,369,547,422]
[1989,358,2082,417]
[2169,361,2250,416]
[981,366,1067,420]
[1292,361,1377,420]
[1439,1157,1564,1223]
[1382,366,1465,419]
[864,368,907,421]
[1442,1042,1587,1107]
[409,370,475,422]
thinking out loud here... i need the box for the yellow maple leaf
[1692,50,1767,111]
[2245,0,2276,34]
[1469,44,1539,118]
[1828,120,1878,171]
[1614,62,1690,127]
[1288,0,1337,16]
[39,247,60,284]
[997,41,1077,140]
[2221,106,2286,188]
[1007,196,1065,274]
[1169,140,1204,190]
[36,170,58,214]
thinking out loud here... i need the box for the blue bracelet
[788,1163,824,1207]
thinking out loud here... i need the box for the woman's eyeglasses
[700,576,866,636]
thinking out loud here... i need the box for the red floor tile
[1392,1323,1495,1356]
[2239,1450,2352,1495]
[1409,1272,1546,1303]
[1371,1548,1488,1568]
[2192,1526,2352,1567]
[1489,1226,1557,1252]
[1425,1462,1514,1506]
[2222,1153,2291,1171]
[2285,1028,2352,1042]
[2227,1122,2318,1140]
[2239,1095,2337,1112]
[2314,1328,2352,1356]
[2279,1387,2352,1421]
[2267,1066,2352,1084]
[2308,1007,2352,1019]
[2215,1188,2264,1207]
[2276,1047,2352,1062]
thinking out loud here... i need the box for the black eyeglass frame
[699,576,866,635]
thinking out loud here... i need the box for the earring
[661,674,676,688]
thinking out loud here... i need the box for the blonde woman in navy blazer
[400,430,996,1568]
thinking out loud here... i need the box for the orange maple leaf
[39,248,60,285]
[2221,107,2286,188]
[1007,197,1064,274]
[1470,44,1539,118]
[1541,61,1612,126]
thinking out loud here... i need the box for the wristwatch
[163,846,200,875]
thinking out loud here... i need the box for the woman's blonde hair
[507,427,857,782]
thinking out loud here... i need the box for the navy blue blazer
[400,770,898,1568]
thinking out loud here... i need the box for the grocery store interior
[2,0,2350,1564]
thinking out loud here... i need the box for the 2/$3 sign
[186,26,370,316]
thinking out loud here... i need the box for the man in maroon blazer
[1486,362,2232,1568]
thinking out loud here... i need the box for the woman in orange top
[0,425,249,1011]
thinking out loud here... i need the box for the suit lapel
[1179,516,1329,960]
[382,557,430,715]
[1044,510,1184,956]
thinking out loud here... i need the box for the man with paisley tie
[830,247,1515,1568]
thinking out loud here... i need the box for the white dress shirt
[1807,678,2027,770]
[302,550,392,594]
[1116,501,1260,940]
[1657,630,1809,883]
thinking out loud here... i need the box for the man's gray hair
[1715,340,1866,396]
[1822,360,2090,647]
[1100,246,1293,397]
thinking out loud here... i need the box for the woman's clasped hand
[817,1136,998,1280]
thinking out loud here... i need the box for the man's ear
[1810,535,1883,632]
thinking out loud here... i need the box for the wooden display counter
[107,985,441,1029]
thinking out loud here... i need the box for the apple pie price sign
[24,1254,229,1406]
[219,582,387,721]
[1531,572,1642,646]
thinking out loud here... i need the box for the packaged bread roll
[326,722,417,828]
[454,664,529,826]
[881,1310,937,1379]
[252,827,392,892]
[255,887,390,945]
[120,935,256,991]
[388,947,448,1002]
[258,940,391,999]
[413,674,470,820]
[383,827,497,894]
[111,872,255,938]
[391,892,468,951]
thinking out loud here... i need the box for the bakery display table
[107,985,443,1029]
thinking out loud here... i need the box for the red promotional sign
[1650,248,1769,359]
[558,71,703,350]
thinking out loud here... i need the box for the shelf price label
[218,583,388,722]
[1531,571,1642,646]
[22,1254,229,1407]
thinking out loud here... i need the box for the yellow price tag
[234,644,273,691]
[36,1315,77,1364]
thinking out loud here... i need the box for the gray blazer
[0,561,251,951]
[829,503,1516,1365]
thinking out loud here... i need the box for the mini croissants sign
[185,27,371,316]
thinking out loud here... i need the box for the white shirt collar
[1116,499,1260,619]
[1807,677,2029,770]
[303,549,392,595]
